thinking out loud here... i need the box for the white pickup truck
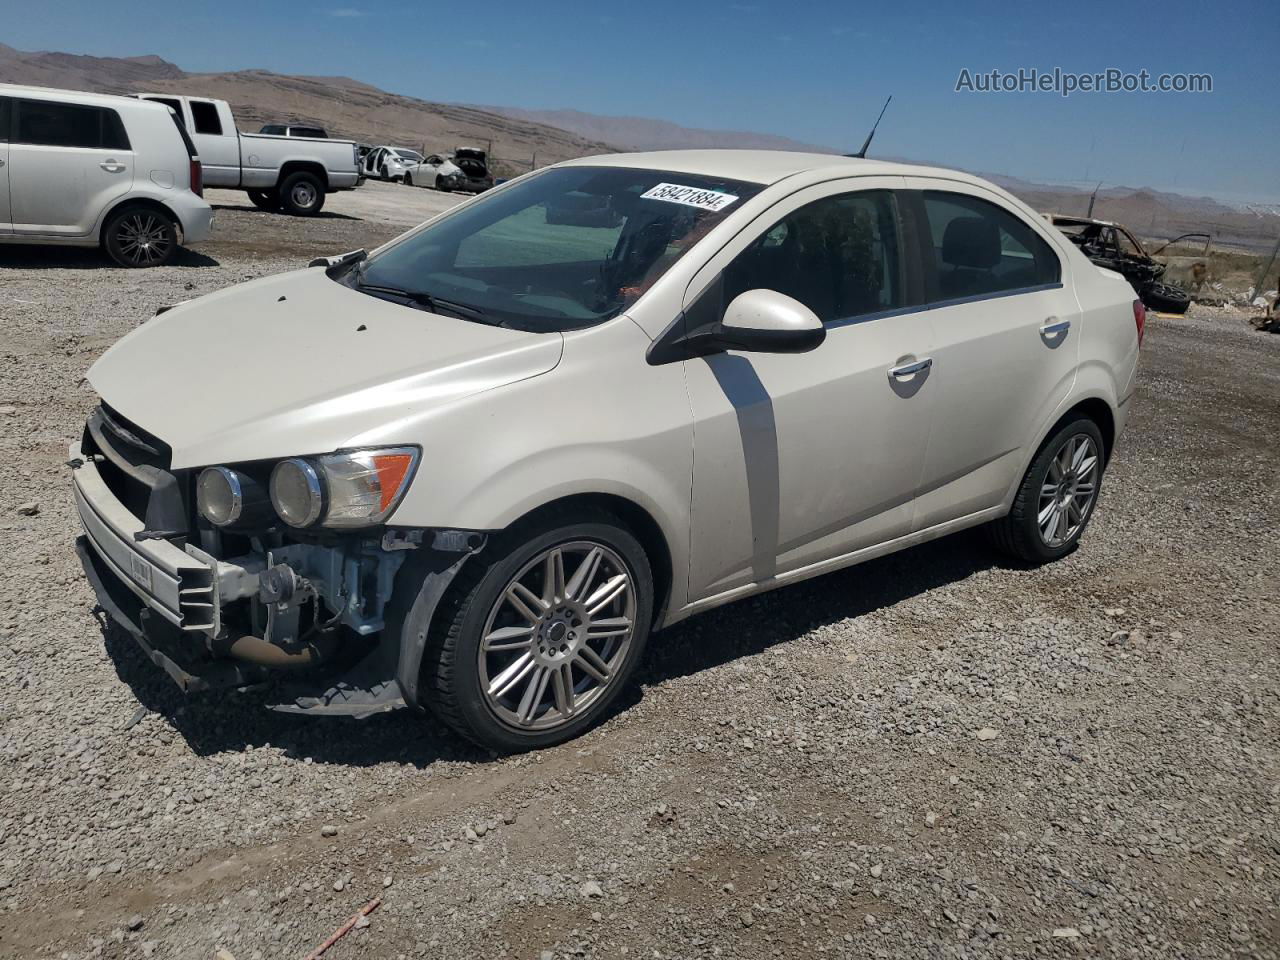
[135,94,362,215]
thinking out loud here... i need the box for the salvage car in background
[135,93,361,216]
[0,83,213,267]
[1050,214,1191,314]
[362,145,424,182]
[403,147,493,192]
[72,151,1141,752]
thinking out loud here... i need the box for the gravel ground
[0,184,1277,960]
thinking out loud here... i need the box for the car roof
[555,149,987,187]
[0,82,165,111]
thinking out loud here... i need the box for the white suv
[71,151,1141,751]
[0,84,213,266]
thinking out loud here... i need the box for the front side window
[921,190,1060,301]
[350,166,761,332]
[13,100,129,151]
[718,189,904,324]
[189,101,222,136]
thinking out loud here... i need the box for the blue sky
[3,0,1277,203]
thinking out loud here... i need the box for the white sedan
[363,146,424,182]
[74,150,1141,752]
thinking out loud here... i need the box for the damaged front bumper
[70,438,475,718]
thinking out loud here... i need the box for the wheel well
[1058,398,1116,462]
[97,197,179,246]
[507,494,674,628]
[278,161,328,191]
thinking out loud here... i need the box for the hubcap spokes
[118,214,171,265]
[1037,434,1099,547]
[479,541,636,731]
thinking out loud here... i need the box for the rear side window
[12,100,131,151]
[719,189,905,324]
[920,191,1060,301]
[189,101,222,135]
[145,97,185,127]
[260,124,285,135]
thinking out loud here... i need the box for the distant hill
[0,46,611,174]
[0,45,1274,251]
[471,105,834,154]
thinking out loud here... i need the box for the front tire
[1141,281,1190,314]
[418,510,653,752]
[103,205,178,268]
[988,415,1105,564]
[247,188,281,212]
[435,175,452,193]
[278,171,325,216]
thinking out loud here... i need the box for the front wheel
[278,172,325,216]
[416,511,653,752]
[103,206,178,267]
[435,175,452,193]
[987,415,1106,564]
[247,188,281,212]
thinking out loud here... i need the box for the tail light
[189,158,204,198]
[1132,299,1146,347]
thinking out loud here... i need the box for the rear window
[144,97,185,127]
[290,126,327,138]
[189,100,222,136]
[13,99,131,151]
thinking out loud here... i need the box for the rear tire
[247,188,281,212]
[987,415,1106,565]
[103,205,178,268]
[278,171,325,216]
[403,172,413,187]
[415,509,653,753]
[1141,281,1190,314]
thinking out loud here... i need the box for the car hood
[88,269,563,468]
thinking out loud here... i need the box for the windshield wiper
[352,271,498,325]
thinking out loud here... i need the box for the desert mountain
[0,46,1273,250]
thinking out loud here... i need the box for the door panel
[8,99,135,236]
[903,178,1081,530]
[681,177,937,600]
[187,100,240,186]
[0,142,11,233]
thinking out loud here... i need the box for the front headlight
[269,447,419,529]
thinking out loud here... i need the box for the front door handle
[888,357,933,379]
[99,160,126,173]
[1040,318,1071,336]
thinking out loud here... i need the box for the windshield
[348,166,762,332]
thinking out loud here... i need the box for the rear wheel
[988,415,1105,564]
[1141,281,1190,314]
[416,510,653,752]
[278,172,325,216]
[247,188,281,212]
[403,172,414,187]
[103,206,178,268]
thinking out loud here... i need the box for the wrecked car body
[1050,214,1192,314]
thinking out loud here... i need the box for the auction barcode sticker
[640,183,739,212]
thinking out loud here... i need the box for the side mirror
[716,289,826,353]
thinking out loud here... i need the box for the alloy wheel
[1037,434,1100,547]
[478,541,636,732]
[116,214,173,266]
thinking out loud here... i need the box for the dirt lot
[0,181,1277,960]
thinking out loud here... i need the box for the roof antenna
[847,95,892,159]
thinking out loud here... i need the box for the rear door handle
[99,160,126,173]
[1040,318,1071,336]
[888,357,933,379]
